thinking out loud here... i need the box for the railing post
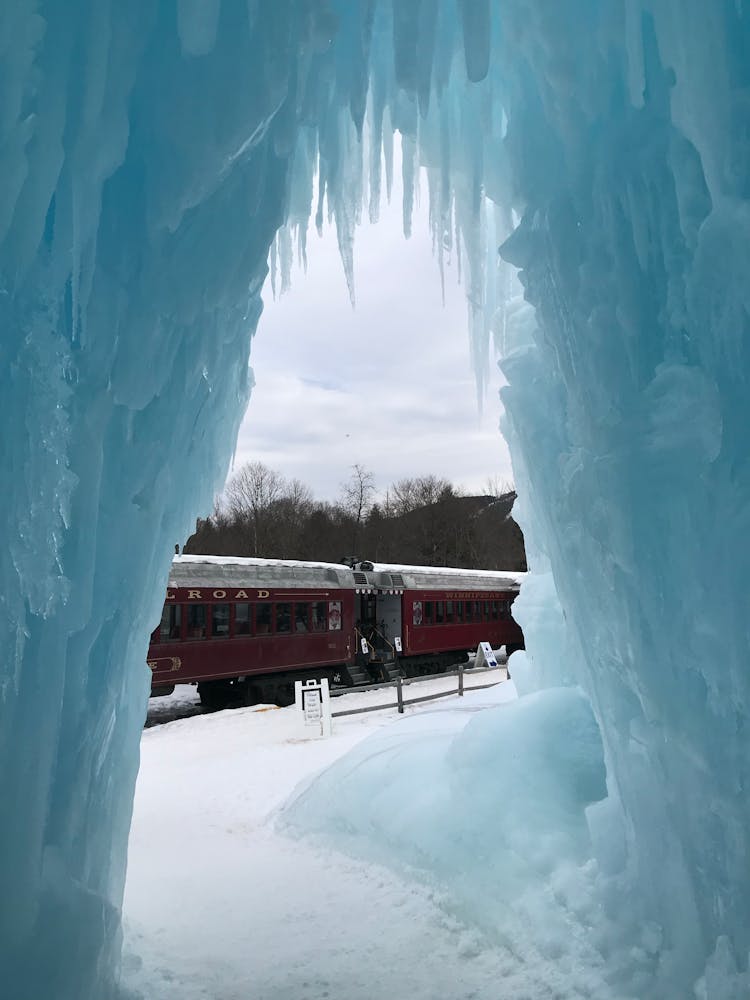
[458,664,464,697]
[396,675,404,714]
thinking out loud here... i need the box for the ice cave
[1,1,749,998]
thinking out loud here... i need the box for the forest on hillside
[184,462,527,571]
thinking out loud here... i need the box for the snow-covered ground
[122,670,520,1000]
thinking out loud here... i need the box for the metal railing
[355,624,394,662]
[331,663,507,718]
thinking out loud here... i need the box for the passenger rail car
[362,561,525,675]
[148,556,524,708]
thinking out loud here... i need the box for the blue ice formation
[284,686,616,997]
[2,1,749,998]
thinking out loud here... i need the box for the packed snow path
[124,676,615,1000]
[124,680,537,1000]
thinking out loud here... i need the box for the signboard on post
[294,677,332,737]
[475,641,499,670]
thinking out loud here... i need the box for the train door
[376,593,402,648]
[358,593,377,632]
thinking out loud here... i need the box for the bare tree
[270,478,314,558]
[339,463,376,555]
[391,474,452,515]
[225,461,285,555]
[483,474,515,498]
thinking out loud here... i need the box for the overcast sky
[233,173,514,504]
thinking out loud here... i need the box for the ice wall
[496,4,750,994]
[2,1,750,997]
[0,4,321,997]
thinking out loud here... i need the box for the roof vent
[353,572,368,586]
[390,573,405,588]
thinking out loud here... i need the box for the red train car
[351,562,525,677]
[148,556,355,707]
[147,556,524,707]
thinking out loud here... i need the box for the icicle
[457,0,490,82]
[335,208,356,307]
[401,133,416,238]
[278,224,293,295]
[383,106,394,203]
[269,237,278,299]
[368,82,386,223]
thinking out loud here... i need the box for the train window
[311,602,327,631]
[464,601,473,623]
[160,604,182,641]
[294,603,309,632]
[472,601,482,621]
[275,603,292,634]
[445,601,454,623]
[455,601,464,623]
[412,601,423,626]
[211,604,230,638]
[328,601,342,631]
[234,603,252,635]
[256,604,272,634]
[234,604,252,635]
[424,601,433,624]
[187,604,206,639]
[484,601,491,621]
[491,601,499,621]
[435,601,444,624]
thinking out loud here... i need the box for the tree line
[183,461,527,571]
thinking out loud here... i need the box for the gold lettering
[188,590,202,600]
[213,589,226,599]
[166,590,176,600]
[235,590,249,599]
[257,589,270,599]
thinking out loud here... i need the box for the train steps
[346,664,371,685]
[339,658,404,687]
[381,659,403,681]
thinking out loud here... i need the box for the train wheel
[274,683,295,708]
[241,682,264,707]
[197,680,233,710]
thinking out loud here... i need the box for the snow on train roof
[170,555,355,589]
[168,555,525,593]
[366,562,525,592]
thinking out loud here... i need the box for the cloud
[233,171,514,502]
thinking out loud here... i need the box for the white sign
[394,637,402,653]
[475,641,499,670]
[360,637,369,654]
[294,678,332,737]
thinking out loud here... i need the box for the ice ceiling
[1,1,749,998]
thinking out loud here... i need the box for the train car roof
[363,562,525,593]
[170,555,355,590]
[168,556,525,594]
